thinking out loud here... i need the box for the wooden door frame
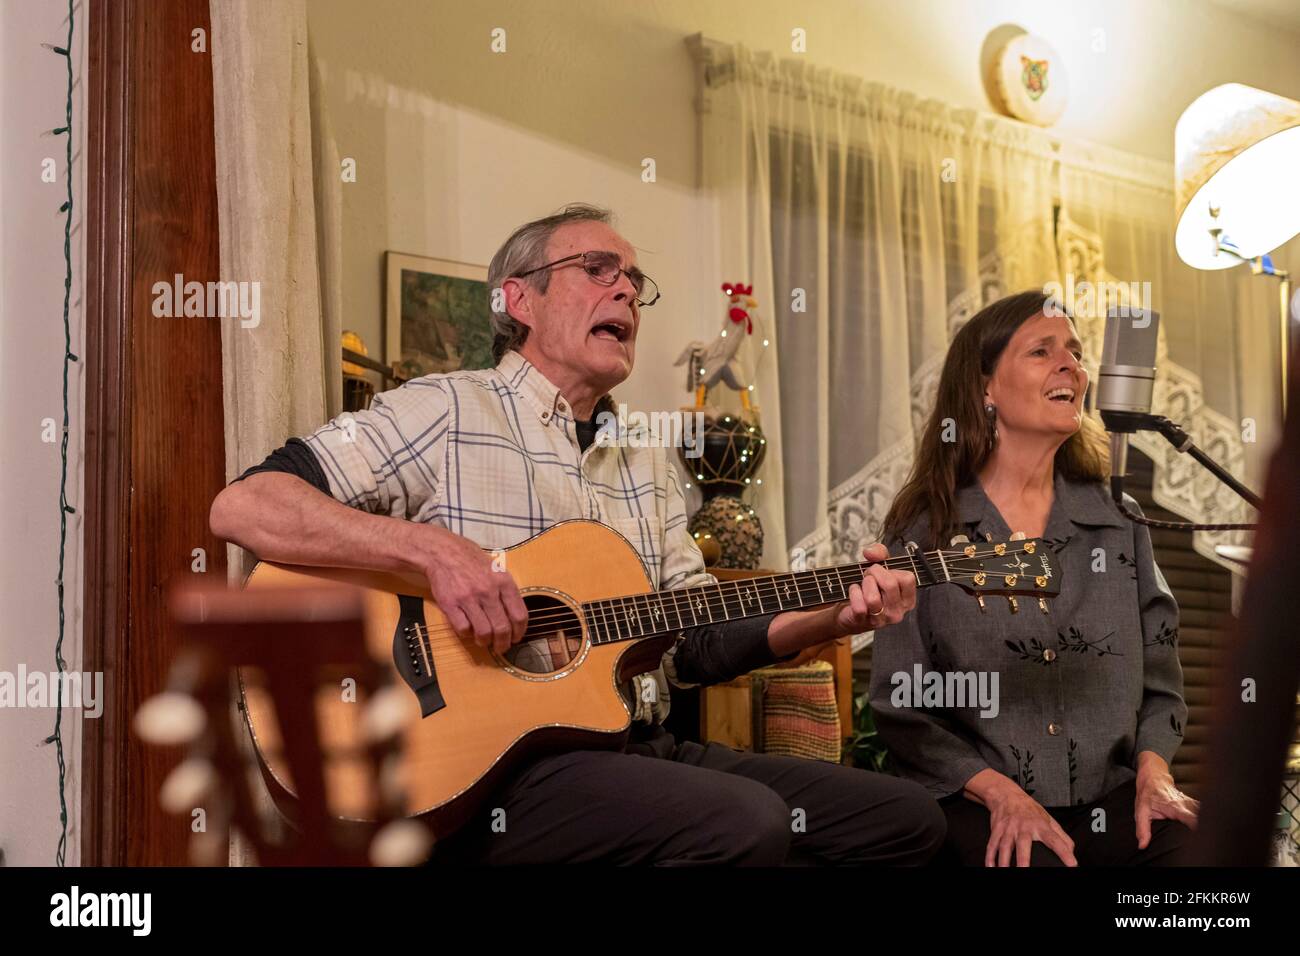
[84,0,227,866]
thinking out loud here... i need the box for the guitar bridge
[394,593,446,718]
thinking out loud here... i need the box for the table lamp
[1175,83,1300,412]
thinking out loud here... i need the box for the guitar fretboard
[581,552,953,645]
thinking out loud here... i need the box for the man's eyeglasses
[513,251,661,308]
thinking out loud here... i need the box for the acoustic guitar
[239,519,1060,838]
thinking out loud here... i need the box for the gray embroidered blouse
[870,472,1187,806]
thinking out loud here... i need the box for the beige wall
[0,0,86,865]
[306,0,1300,429]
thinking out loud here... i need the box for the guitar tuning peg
[1007,596,1019,614]
[369,820,435,867]
[976,595,986,612]
[983,532,993,543]
[159,757,217,814]
[904,540,920,554]
[361,685,410,744]
[1008,531,1027,541]
[134,691,206,746]
[949,534,969,546]
[1038,597,1049,614]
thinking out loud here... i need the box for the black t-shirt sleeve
[233,437,332,497]
[671,612,786,686]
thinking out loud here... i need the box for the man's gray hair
[487,203,614,363]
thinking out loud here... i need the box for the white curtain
[211,0,341,570]
[210,0,342,864]
[695,38,1059,591]
[694,38,1280,610]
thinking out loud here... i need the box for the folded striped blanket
[753,660,841,763]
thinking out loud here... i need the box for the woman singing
[871,290,1199,866]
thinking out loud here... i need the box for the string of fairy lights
[43,0,77,867]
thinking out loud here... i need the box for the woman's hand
[966,769,1078,867]
[1135,752,1199,849]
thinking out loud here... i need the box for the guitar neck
[582,549,952,646]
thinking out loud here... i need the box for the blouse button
[1042,648,1057,662]
[1048,722,1062,736]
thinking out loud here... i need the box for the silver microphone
[1093,305,1261,519]
[1096,305,1160,489]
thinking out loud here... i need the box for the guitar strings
[408,563,1036,647]
[401,558,1053,670]
[390,542,1032,635]
[403,546,1046,646]
[421,546,1040,634]
[400,571,1053,677]
[397,564,1053,678]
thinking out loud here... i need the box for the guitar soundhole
[500,593,586,675]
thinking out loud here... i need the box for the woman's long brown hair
[882,290,1110,549]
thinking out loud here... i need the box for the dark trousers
[433,738,946,865]
[939,778,1192,866]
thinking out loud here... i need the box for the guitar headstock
[938,536,1059,613]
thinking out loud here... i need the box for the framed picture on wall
[384,252,495,378]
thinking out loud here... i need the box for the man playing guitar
[209,203,945,865]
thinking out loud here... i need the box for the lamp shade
[1175,83,1300,270]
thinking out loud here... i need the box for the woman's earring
[984,402,998,445]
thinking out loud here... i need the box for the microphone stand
[1105,410,1261,531]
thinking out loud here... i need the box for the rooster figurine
[675,281,760,412]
